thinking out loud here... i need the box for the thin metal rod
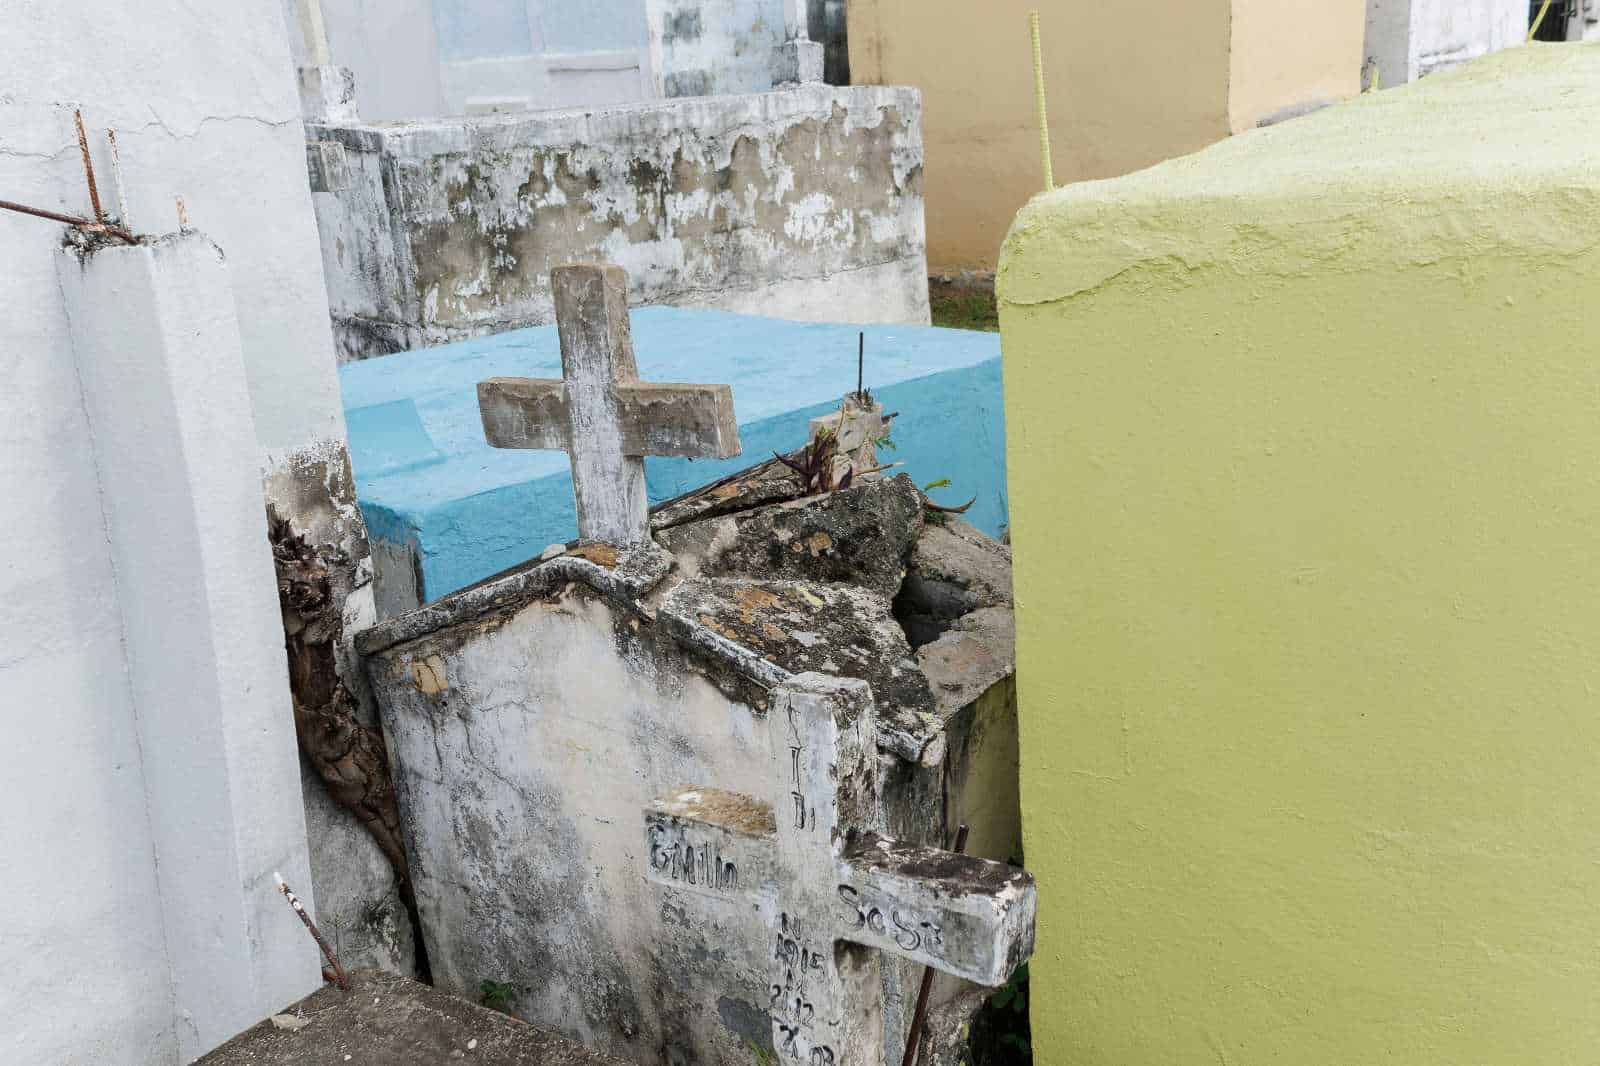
[901,823,969,1066]
[0,198,135,242]
[106,128,131,230]
[1529,0,1556,41]
[275,871,351,990]
[857,331,865,397]
[1029,12,1054,191]
[74,109,104,224]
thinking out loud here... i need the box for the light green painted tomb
[999,43,1600,1065]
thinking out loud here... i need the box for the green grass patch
[929,287,999,332]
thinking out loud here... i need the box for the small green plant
[921,478,976,524]
[989,963,1031,1054]
[968,962,1032,1064]
[480,979,517,1013]
[747,1039,778,1066]
[775,426,854,496]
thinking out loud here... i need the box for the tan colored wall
[1230,0,1366,130]
[851,0,1363,274]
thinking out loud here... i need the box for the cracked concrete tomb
[307,83,929,360]
[357,273,1027,1063]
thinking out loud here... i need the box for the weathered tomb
[307,84,929,360]
[358,266,1026,1063]
[641,671,1033,1064]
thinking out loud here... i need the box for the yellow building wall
[998,45,1600,1065]
[850,0,1363,274]
[1229,0,1368,130]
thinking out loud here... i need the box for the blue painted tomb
[338,307,1007,608]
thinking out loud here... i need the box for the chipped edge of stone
[655,592,796,693]
[356,543,673,657]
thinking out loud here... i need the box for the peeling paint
[310,86,929,360]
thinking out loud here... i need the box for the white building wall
[645,0,792,97]
[294,0,811,120]
[57,234,325,1062]
[1366,0,1527,87]
[0,219,178,1063]
[283,0,450,121]
[1,0,390,1059]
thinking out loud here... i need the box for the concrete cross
[643,675,1036,1065]
[477,264,741,545]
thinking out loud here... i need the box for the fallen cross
[643,673,1036,1064]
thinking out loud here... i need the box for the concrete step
[198,969,626,1066]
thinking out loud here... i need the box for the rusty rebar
[74,109,104,224]
[0,197,135,243]
[901,823,969,1066]
[275,872,351,990]
[106,128,130,228]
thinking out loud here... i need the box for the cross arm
[617,382,741,459]
[837,833,1036,988]
[478,377,568,450]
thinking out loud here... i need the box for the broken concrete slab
[660,474,924,597]
[916,606,1016,719]
[197,969,625,1065]
[356,451,1023,1063]
[659,577,937,761]
[894,517,1013,648]
[650,454,803,532]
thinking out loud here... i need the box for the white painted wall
[645,0,792,97]
[57,234,324,1062]
[0,2,347,459]
[0,218,177,1063]
[1365,0,1527,87]
[1,0,379,1058]
[435,0,653,113]
[295,0,811,119]
[283,0,450,121]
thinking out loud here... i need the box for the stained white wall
[1365,0,1527,87]
[645,0,792,97]
[1,0,365,1060]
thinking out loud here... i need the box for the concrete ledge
[198,970,626,1065]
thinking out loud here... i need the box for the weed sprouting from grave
[775,425,854,496]
[480,979,518,1014]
